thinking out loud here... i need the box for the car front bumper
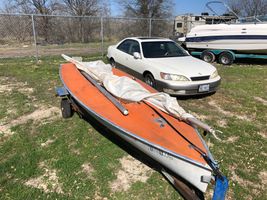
[156,78,221,96]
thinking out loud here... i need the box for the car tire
[218,52,234,65]
[110,58,116,68]
[61,98,73,119]
[201,50,216,63]
[144,73,156,88]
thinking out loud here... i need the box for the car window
[142,41,188,58]
[117,40,140,55]
[128,41,140,55]
[117,40,132,53]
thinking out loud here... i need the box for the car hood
[146,56,216,78]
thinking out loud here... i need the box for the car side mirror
[133,52,141,59]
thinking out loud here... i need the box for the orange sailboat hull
[59,63,213,193]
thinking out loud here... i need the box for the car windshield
[141,41,188,58]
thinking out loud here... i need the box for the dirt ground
[0,45,102,58]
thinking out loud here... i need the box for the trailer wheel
[201,50,216,63]
[110,58,116,68]
[218,52,234,65]
[162,170,204,200]
[173,176,204,200]
[61,98,73,119]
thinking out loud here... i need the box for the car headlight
[160,72,189,81]
[210,69,219,79]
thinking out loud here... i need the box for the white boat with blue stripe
[184,23,267,55]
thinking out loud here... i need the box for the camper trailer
[174,13,237,36]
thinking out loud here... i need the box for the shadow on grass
[234,58,267,65]
[192,55,267,65]
[175,92,216,101]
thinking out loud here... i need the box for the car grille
[191,76,210,81]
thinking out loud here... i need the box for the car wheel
[110,58,116,68]
[201,50,216,63]
[144,73,156,88]
[61,98,73,119]
[218,52,234,65]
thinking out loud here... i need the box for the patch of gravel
[0,106,60,138]
[109,155,152,192]
[254,97,267,106]
[24,161,64,194]
[208,100,251,121]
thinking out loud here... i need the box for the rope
[144,101,223,179]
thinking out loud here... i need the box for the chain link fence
[0,13,177,62]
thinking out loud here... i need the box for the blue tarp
[212,176,229,200]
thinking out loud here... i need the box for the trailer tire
[61,98,73,119]
[201,50,216,63]
[110,58,116,68]
[218,51,234,65]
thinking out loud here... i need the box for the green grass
[0,56,266,200]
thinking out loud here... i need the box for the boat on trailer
[184,23,267,55]
[57,55,228,200]
[178,1,267,65]
[184,0,267,55]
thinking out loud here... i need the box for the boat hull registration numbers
[199,84,209,92]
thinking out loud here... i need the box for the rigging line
[144,101,205,154]
[143,101,223,179]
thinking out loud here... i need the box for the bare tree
[2,0,60,42]
[119,0,173,18]
[60,0,101,42]
[61,0,99,16]
[118,0,173,36]
[29,0,56,42]
[228,0,267,17]
[0,0,55,43]
[2,0,59,14]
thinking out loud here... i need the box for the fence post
[149,18,152,37]
[31,14,39,62]
[100,17,104,58]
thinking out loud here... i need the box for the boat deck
[60,63,209,166]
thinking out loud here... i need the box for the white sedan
[107,37,221,95]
